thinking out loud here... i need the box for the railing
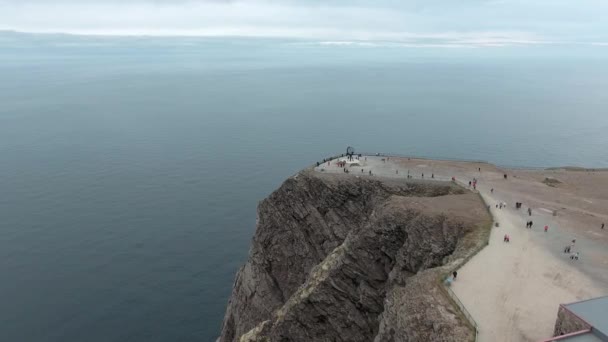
[444,284,479,341]
[440,191,493,342]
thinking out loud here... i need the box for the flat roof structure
[545,296,608,342]
[565,296,608,338]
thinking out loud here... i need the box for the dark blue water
[1,34,607,342]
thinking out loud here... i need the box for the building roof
[565,296,608,337]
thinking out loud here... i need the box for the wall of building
[553,306,591,336]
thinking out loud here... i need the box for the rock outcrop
[220,170,491,342]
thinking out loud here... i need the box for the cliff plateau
[220,170,491,342]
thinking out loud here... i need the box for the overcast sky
[1,0,607,47]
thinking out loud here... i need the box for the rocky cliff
[220,170,491,342]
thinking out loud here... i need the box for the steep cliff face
[220,170,490,342]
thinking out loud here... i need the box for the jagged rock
[220,170,490,342]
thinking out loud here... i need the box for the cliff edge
[219,169,491,342]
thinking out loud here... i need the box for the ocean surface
[1,33,607,342]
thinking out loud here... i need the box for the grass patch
[543,177,562,187]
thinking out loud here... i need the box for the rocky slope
[220,170,491,342]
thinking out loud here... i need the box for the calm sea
[1,33,607,342]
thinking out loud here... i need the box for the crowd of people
[489,191,585,262]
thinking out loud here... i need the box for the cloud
[1,0,608,47]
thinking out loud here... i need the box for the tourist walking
[602,223,605,229]
[453,271,457,280]
[544,225,549,232]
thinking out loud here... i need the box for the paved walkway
[451,182,604,342]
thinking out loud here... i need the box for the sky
[1,0,607,47]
